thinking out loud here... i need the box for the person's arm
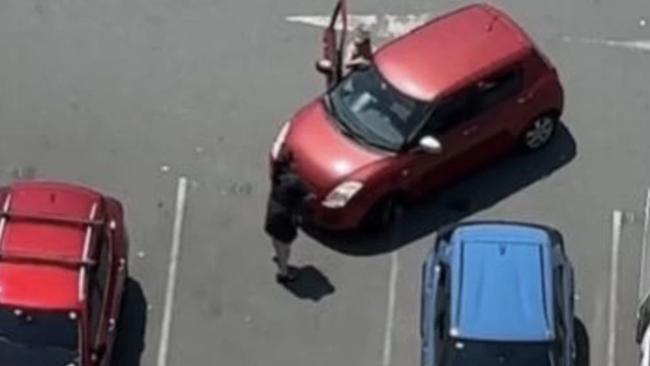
[292,180,313,222]
[345,42,373,69]
[343,42,356,67]
[346,57,371,67]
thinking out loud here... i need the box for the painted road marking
[640,188,650,300]
[608,210,623,366]
[382,252,399,366]
[563,36,650,52]
[157,177,189,366]
[286,13,433,39]
[286,13,650,52]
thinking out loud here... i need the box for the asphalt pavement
[1,0,650,365]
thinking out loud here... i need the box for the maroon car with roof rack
[0,181,129,366]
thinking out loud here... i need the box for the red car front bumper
[269,152,369,231]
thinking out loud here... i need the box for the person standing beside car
[264,152,312,283]
[344,25,373,73]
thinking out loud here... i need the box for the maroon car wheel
[364,196,403,232]
[522,115,557,150]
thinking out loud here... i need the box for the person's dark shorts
[264,212,297,243]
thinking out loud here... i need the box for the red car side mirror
[315,59,334,75]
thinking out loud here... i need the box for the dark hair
[272,151,294,183]
[277,150,293,165]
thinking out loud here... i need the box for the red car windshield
[326,66,430,151]
[0,307,79,365]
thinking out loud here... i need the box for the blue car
[421,221,576,366]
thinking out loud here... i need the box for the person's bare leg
[272,239,291,276]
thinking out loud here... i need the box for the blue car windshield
[326,66,431,151]
[443,339,556,366]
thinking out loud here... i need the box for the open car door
[319,0,348,87]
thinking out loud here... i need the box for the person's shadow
[111,277,148,366]
[304,122,578,255]
[279,265,335,301]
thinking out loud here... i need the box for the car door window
[425,87,478,135]
[553,268,566,337]
[476,67,523,112]
[435,265,451,365]
[89,233,112,346]
[435,265,451,337]
[88,273,102,343]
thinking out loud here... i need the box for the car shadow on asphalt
[111,277,148,366]
[575,317,590,366]
[303,122,577,256]
[279,265,335,301]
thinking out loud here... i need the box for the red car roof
[374,3,533,101]
[0,181,103,310]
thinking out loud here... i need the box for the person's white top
[344,40,373,67]
[344,41,359,66]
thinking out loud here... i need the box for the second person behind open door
[344,24,373,73]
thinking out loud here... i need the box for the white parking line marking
[382,252,399,366]
[157,177,189,366]
[639,188,650,300]
[607,210,623,366]
[563,36,650,52]
[287,13,650,52]
[286,14,376,30]
[285,13,433,39]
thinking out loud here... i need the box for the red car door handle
[463,125,478,136]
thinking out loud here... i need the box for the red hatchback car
[271,2,564,230]
[0,182,128,366]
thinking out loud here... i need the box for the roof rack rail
[79,203,99,301]
[0,249,96,269]
[0,195,101,273]
[0,210,104,227]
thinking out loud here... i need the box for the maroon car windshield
[326,66,431,151]
[0,307,79,365]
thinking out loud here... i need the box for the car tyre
[522,114,557,151]
[363,195,404,234]
[574,318,589,366]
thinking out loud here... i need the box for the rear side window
[436,265,451,328]
[476,68,523,111]
[426,87,479,134]
[89,235,111,343]
[553,268,566,331]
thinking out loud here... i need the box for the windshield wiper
[342,116,394,151]
[359,135,393,151]
[340,122,391,151]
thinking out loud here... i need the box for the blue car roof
[449,223,555,342]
